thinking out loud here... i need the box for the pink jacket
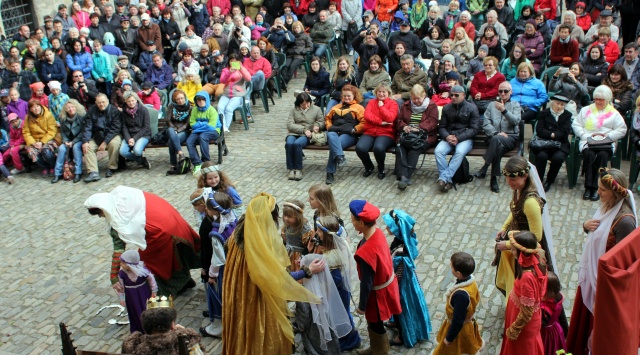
[242,57,272,79]
[206,0,230,15]
[138,90,161,111]
[8,122,25,148]
[73,11,91,29]
[220,67,252,98]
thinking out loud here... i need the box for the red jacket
[8,122,25,148]
[549,38,579,67]
[206,0,230,15]
[534,0,556,20]
[450,21,476,41]
[576,13,591,32]
[591,40,620,67]
[397,99,439,146]
[242,56,273,79]
[469,71,505,100]
[430,94,452,107]
[355,228,402,322]
[138,90,161,111]
[363,98,398,139]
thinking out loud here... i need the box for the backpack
[62,148,75,181]
[451,157,473,188]
[176,156,191,174]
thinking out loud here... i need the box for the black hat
[116,1,125,5]
[146,40,155,46]
[120,15,130,22]
[142,81,153,90]
[551,94,570,103]
[599,9,613,17]
[400,19,410,26]
[44,15,53,22]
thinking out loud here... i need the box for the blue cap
[122,79,132,86]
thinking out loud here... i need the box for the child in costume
[350,199,401,355]
[308,183,343,228]
[433,251,483,355]
[117,250,158,334]
[540,271,568,355]
[196,162,244,216]
[383,209,432,348]
[199,190,237,338]
[295,253,353,354]
[310,215,362,351]
[500,230,547,355]
[281,200,314,272]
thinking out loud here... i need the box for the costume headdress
[382,209,419,266]
[120,250,150,278]
[207,190,236,233]
[508,231,545,280]
[349,200,380,222]
[502,165,530,177]
[283,202,303,212]
[243,192,320,343]
[315,219,356,292]
[147,295,174,309]
[599,168,629,198]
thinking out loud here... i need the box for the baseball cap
[7,113,19,122]
[0,89,9,97]
[400,20,410,26]
[599,9,613,17]
[451,85,465,94]
[140,13,151,21]
[44,15,53,22]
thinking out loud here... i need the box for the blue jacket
[144,62,173,90]
[137,50,160,72]
[187,4,209,36]
[40,58,68,91]
[190,91,221,134]
[66,51,94,76]
[266,29,295,52]
[92,50,114,82]
[303,67,330,98]
[510,76,548,111]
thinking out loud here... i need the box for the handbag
[62,147,75,181]
[150,128,169,146]
[587,135,614,152]
[529,136,561,153]
[399,129,427,151]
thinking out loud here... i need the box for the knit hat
[445,71,460,81]
[442,54,455,63]
[48,81,61,91]
[142,80,153,90]
[185,67,198,76]
[478,44,489,53]
[363,10,374,19]
[451,85,465,93]
[29,82,45,91]
[575,1,586,8]
[239,42,250,50]
[349,200,380,223]
[201,44,210,51]
[244,16,252,23]
[599,9,612,17]
[526,19,537,27]
[122,79,132,86]
[439,82,452,92]
[178,42,189,51]
[7,113,19,122]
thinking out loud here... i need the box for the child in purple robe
[117,250,158,334]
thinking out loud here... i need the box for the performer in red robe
[350,199,402,355]
[85,185,201,296]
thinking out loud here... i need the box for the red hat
[349,200,380,223]
[576,2,586,8]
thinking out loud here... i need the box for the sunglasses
[498,89,510,93]
[451,93,462,97]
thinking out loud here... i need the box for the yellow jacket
[177,81,203,103]
[23,107,59,146]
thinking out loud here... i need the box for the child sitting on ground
[433,251,483,355]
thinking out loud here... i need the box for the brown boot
[356,328,390,355]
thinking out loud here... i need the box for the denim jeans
[167,128,188,166]
[119,137,149,163]
[285,135,309,170]
[325,99,340,114]
[313,43,327,58]
[434,139,473,183]
[187,130,220,165]
[35,146,57,169]
[355,135,395,171]
[54,141,83,176]
[218,95,244,129]
[251,71,266,91]
[326,132,358,173]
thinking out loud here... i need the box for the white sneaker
[348,49,354,56]
[206,318,223,337]
[7,176,15,184]
[10,168,24,175]
[224,127,230,133]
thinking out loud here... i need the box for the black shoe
[377,171,386,179]
[166,168,178,176]
[473,170,487,179]
[583,189,591,200]
[325,173,334,185]
[362,168,374,177]
[73,175,82,183]
[51,175,60,183]
[105,169,114,178]
[543,181,551,192]
[490,177,500,193]
[84,172,101,183]
[397,176,409,190]
[590,190,600,201]
[141,156,151,170]
[202,310,209,318]
[199,327,218,338]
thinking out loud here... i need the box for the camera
[310,234,323,247]
[235,27,241,32]
[366,30,371,35]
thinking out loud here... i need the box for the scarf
[481,35,498,48]
[125,103,139,117]
[444,11,459,30]
[602,77,633,97]
[550,107,562,122]
[583,104,617,131]
[182,57,193,68]
[410,96,430,114]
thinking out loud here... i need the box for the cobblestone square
[1,72,636,355]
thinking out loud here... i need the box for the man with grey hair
[310,10,334,58]
[390,54,428,107]
[211,23,229,54]
[475,81,521,193]
[100,4,121,32]
[82,93,124,182]
[477,10,508,46]
[584,9,619,46]
[228,14,251,46]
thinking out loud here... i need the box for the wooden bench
[303,121,525,161]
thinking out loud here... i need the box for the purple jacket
[6,99,28,120]
[517,32,545,71]
[144,63,173,90]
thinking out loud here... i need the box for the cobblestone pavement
[1,68,637,355]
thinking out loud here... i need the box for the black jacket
[352,36,389,71]
[303,67,331,97]
[420,18,449,38]
[100,14,121,33]
[387,31,422,59]
[83,104,122,146]
[159,20,182,48]
[1,70,38,101]
[494,6,515,33]
[114,28,139,57]
[583,59,609,87]
[68,80,99,109]
[88,24,110,41]
[121,103,151,142]
[60,115,85,144]
[439,99,480,142]
[535,108,573,154]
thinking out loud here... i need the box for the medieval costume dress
[281,222,314,273]
[117,250,158,334]
[222,193,319,354]
[85,186,201,296]
[495,163,557,300]
[540,294,568,355]
[383,209,432,347]
[566,181,637,355]
[295,254,353,355]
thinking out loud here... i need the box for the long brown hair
[508,43,527,69]
[504,156,537,211]
[513,230,547,279]
[308,184,340,218]
[196,161,235,191]
[282,199,307,234]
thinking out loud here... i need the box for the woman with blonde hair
[325,56,357,114]
[356,83,398,180]
[324,85,365,185]
[51,99,85,183]
[452,26,474,69]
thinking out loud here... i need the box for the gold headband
[502,166,530,177]
[508,230,540,254]
[599,168,628,198]
[283,202,303,212]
